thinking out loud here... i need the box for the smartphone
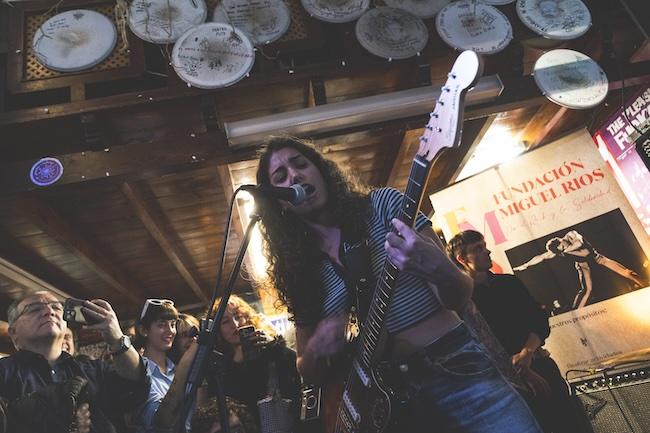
[63,298,100,325]
[238,325,260,361]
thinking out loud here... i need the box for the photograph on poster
[506,208,649,313]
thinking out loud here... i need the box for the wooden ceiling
[1,0,649,352]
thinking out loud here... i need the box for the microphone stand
[179,207,262,433]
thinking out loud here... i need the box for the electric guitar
[324,50,484,433]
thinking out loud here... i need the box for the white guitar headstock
[418,50,483,162]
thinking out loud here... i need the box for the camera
[63,298,101,325]
[300,385,321,421]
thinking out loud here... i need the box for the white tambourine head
[32,9,117,73]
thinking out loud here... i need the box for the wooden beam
[0,130,256,194]
[385,130,417,188]
[0,256,71,300]
[520,102,568,150]
[421,116,496,214]
[20,197,142,304]
[121,181,209,303]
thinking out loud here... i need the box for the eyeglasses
[140,299,174,320]
[14,301,63,322]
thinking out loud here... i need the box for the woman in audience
[197,295,301,433]
[134,298,190,433]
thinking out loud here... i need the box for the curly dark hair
[255,137,371,323]
[546,237,563,254]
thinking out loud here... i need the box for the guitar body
[323,365,395,433]
[320,50,483,433]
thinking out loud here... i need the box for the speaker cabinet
[570,363,650,433]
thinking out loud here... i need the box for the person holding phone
[0,291,149,433]
[193,295,302,433]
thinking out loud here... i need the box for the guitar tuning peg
[448,72,457,79]
[437,127,443,133]
[430,113,439,118]
[421,137,429,143]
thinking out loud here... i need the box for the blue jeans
[398,324,543,433]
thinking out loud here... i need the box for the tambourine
[517,0,591,40]
[171,22,255,89]
[212,0,291,45]
[533,49,608,109]
[128,0,208,44]
[355,7,428,60]
[32,9,117,72]
[436,0,512,54]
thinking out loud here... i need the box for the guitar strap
[340,237,374,334]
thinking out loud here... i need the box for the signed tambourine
[532,49,608,109]
[32,9,117,72]
[382,0,449,19]
[300,0,370,23]
[171,23,255,88]
[128,0,208,44]
[436,0,512,54]
[355,7,428,60]
[482,0,515,5]
[212,0,291,45]
[517,0,591,40]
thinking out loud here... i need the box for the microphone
[241,184,307,206]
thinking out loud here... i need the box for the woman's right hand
[305,314,347,358]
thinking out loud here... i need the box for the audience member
[0,291,148,433]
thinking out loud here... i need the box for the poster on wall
[430,129,650,374]
[593,86,650,234]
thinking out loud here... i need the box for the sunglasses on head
[140,299,174,320]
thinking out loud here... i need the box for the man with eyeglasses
[0,291,150,433]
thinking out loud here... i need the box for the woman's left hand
[385,219,441,280]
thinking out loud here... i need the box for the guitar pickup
[343,390,361,425]
[353,359,371,387]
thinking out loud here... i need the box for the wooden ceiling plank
[385,130,417,188]
[0,256,71,300]
[20,197,142,304]
[520,102,569,150]
[121,181,209,303]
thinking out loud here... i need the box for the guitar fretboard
[356,154,431,368]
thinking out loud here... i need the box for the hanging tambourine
[171,23,255,89]
[32,9,117,72]
[300,0,370,23]
[128,0,207,44]
[482,0,515,5]
[355,7,428,60]
[532,49,608,109]
[382,0,449,19]
[517,0,591,40]
[436,0,512,54]
[212,0,291,45]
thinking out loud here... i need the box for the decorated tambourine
[355,7,428,60]
[30,157,64,187]
[517,0,591,40]
[436,0,512,54]
[532,49,608,109]
[382,0,449,19]
[212,0,291,45]
[171,23,255,88]
[482,0,515,5]
[128,0,208,44]
[300,0,370,23]
[32,9,117,72]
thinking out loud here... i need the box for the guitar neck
[356,154,432,368]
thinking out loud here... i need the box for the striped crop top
[294,187,442,333]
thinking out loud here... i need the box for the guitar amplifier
[569,362,650,433]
